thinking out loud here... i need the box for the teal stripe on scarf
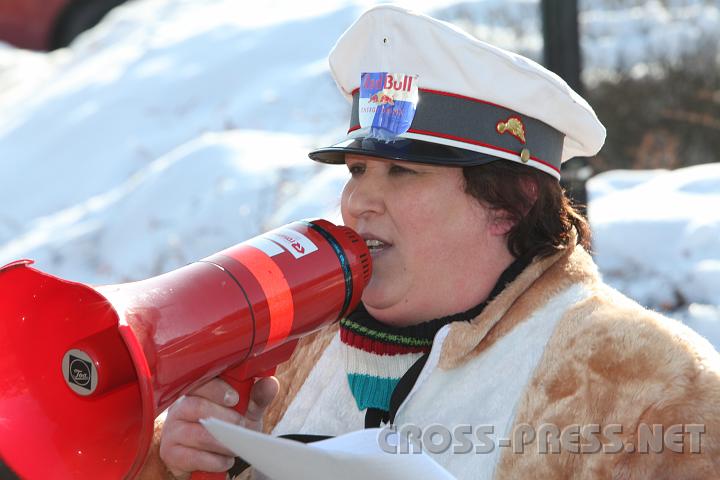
[347,373,400,411]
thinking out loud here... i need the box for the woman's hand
[159,376,280,480]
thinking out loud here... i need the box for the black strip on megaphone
[303,221,354,320]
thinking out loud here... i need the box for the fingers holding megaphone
[160,376,280,480]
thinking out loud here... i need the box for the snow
[429,0,720,85]
[580,0,720,83]
[0,130,343,283]
[588,163,720,307]
[588,163,720,343]
[0,0,364,240]
[1,0,718,346]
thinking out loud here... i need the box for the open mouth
[365,238,391,255]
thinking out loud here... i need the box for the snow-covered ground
[1,0,718,345]
[587,164,720,345]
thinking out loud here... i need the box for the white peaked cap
[309,5,607,179]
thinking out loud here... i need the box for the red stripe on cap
[235,246,294,350]
[343,124,559,173]
[407,128,560,173]
[419,88,510,111]
[350,87,513,112]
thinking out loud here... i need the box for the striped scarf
[339,303,486,413]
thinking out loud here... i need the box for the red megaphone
[0,219,371,479]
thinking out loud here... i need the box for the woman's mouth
[365,238,392,256]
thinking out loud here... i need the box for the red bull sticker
[359,72,419,140]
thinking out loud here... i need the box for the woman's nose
[342,176,386,219]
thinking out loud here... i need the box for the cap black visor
[308,137,501,167]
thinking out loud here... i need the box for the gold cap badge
[496,116,526,144]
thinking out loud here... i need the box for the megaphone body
[0,219,371,479]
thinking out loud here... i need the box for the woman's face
[341,154,515,327]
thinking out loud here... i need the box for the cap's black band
[347,89,564,172]
[308,88,565,178]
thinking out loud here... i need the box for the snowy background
[1,0,718,346]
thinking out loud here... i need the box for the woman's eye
[389,164,416,175]
[347,164,365,175]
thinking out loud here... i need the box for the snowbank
[588,162,720,309]
[0,0,360,250]
[0,130,346,283]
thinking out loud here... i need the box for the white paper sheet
[200,418,455,480]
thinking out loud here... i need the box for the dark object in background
[541,0,582,94]
[0,0,128,51]
[559,157,592,215]
[540,0,589,210]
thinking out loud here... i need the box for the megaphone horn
[0,219,371,479]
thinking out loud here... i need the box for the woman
[143,6,720,479]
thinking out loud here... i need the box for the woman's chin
[360,283,389,309]
[360,288,416,326]
[360,278,397,311]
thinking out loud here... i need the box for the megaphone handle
[191,367,276,480]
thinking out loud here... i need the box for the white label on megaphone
[246,236,285,257]
[62,349,97,396]
[268,228,318,259]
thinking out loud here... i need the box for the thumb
[244,376,279,428]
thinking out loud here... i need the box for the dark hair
[463,161,591,260]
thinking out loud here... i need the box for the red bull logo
[363,73,414,93]
[368,93,395,105]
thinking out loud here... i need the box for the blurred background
[0,0,718,345]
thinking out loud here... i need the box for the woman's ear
[488,211,516,236]
[487,176,539,237]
